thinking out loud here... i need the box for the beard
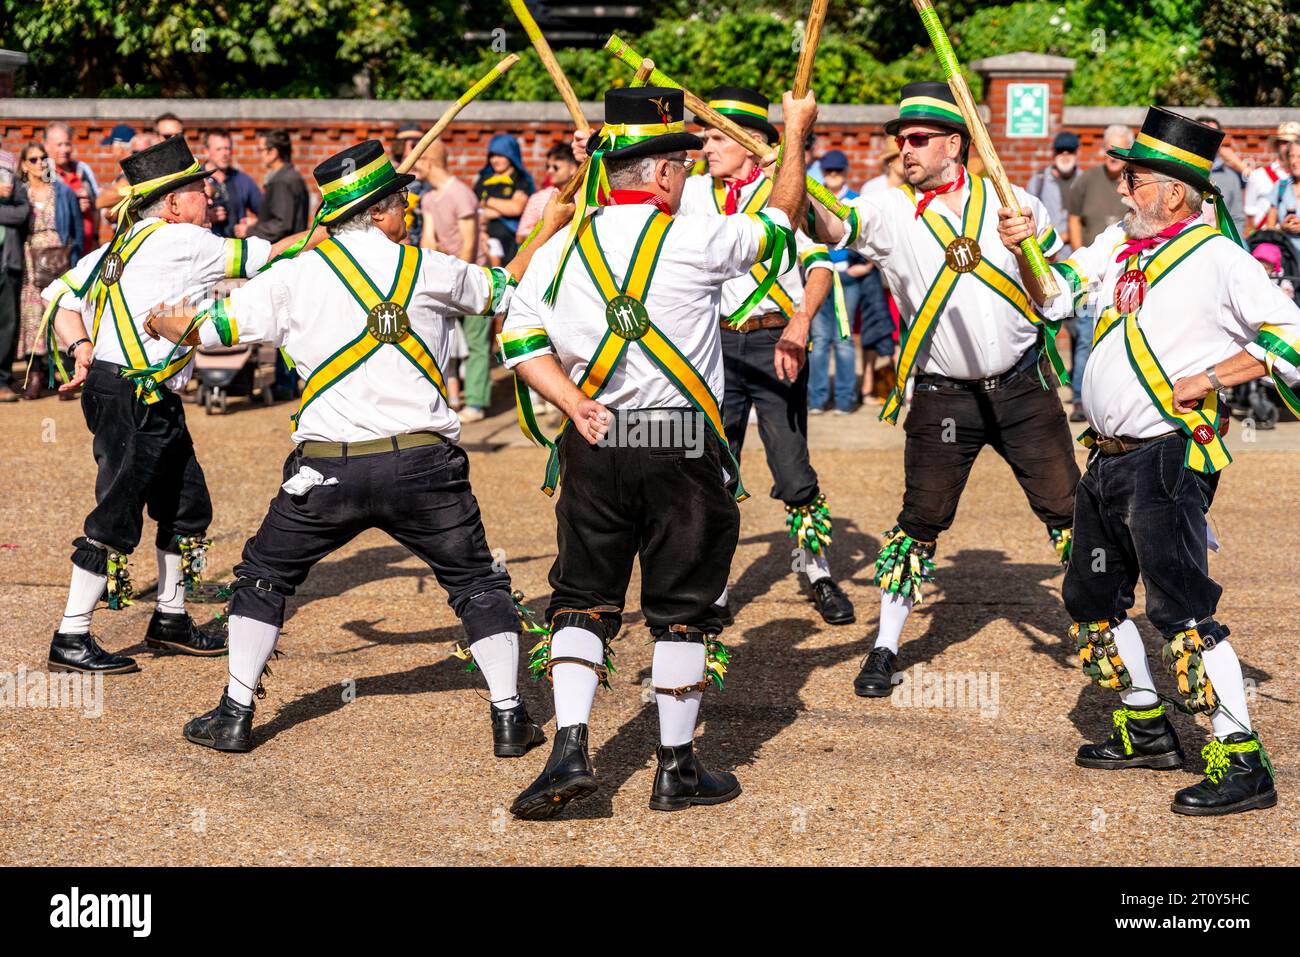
[1121,197,1166,239]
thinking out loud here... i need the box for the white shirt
[206,226,507,445]
[1043,221,1300,439]
[840,173,1062,380]
[1244,160,1288,227]
[678,172,832,319]
[503,204,782,410]
[43,218,271,392]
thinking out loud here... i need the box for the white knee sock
[873,592,914,654]
[1112,619,1159,708]
[1201,640,1252,738]
[226,615,280,707]
[470,631,520,710]
[58,564,107,635]
[155,548,186,615]
[550,627,603,729]
[714,586,729,607]
[803,550,831,584]
[653,641,707,747]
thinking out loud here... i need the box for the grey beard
[1123,204,1165,239]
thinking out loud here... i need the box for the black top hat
[1106,107,1222,195]
[884,81,969,137]
[312,140,416,225]
[586,87,703,161]
[120,135,212,212]
[692,86,781,146]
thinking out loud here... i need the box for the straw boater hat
[692,86,781,146]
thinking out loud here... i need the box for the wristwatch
[1205,365,1224,391]
[66,338,92,354]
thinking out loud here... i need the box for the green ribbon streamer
[725,212,796,327]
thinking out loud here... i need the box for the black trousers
[0,268,19,388]
[229,440,516,643]
[721,325,820,508]
[899,355,1079,542]
[1063,434,1226,641]
[71,361,213,574]
[547,411,740,638]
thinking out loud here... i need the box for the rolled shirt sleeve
[202,260,293,348]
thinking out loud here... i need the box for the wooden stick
[509,0,590,135]
[604,34,849,220]
[909,0,1058,299]
[793,0,830,98]
[397,54,520,174]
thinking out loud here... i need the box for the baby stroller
[191,341,277,414]
[1230,232,1300,428]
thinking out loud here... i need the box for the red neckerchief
[723,165,763,215]
[604,188,674,216]
[914,166,965,219]
[1115,213,1201,263]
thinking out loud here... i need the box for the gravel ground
[1,389,1296,866]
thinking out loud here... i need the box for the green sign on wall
[1007,83,1049,138]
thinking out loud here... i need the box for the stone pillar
[970,52,1075,188]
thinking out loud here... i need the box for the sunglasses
[1120,167,1159,191]
[894,132,949,150]
[25,155,47,163]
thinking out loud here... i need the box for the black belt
[913,347,1039,393]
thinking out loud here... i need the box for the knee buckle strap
[1162,626,1218,714]
[651,626,732,692]
[1071,619,1131,691]
[547,655,610,684]
[786,493,833,553]
[528,606,621,689]
[874,525,937,602]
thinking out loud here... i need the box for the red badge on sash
[1113,269,1147,314]
[1192,424,1216,445]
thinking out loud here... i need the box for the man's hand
[775,329,807,382]
[60,341,94,392]
[1173,372,1213,413]
[0,180,11,200]
[569,397,611,445]
[997,206,1038,254]
[1282,214,1300,236]
[234,219,249,239]
[212,204,227,223]
[143,302,201,346]
[781,90,819,138]
[570,129,590,165]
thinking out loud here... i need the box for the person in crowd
[1027,131,1080,257]
[392,123,429,244]
[808,149,862,415]
[1245,122,1300,233]
[0,152,29,401]
[154,112,184,141]
[44,122,99,254]
[1198,116,1247,235]
[474,133,533,265]
[204,128,261,240]
[517,142,578,244]
[1265,142,1300,265]
[16,141,81,400]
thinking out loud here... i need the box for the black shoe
[649,741,741,812]
[1076,705,1184,770]
[1172,732,1278,816]
[712,601,734,628]
[1070,402,1087,422]
[144,609,228,656]
[47,631,139,674]
[853,646,898,697]
[183,688,254,752]
[811,578,855,625]
[492,700,546,757]
[510,723,598,820]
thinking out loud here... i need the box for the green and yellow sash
[536,210,747,501]
[1078,224,1232,473]
[294,238,443,427]
[709,176,798,326]
[883,175,1063,424]
[1255,324,1300,419]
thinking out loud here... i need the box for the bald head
[426,139,448,171]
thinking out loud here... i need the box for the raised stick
[604,34,850,220]
[909,0,1058,298]
[397,54,520,174]
[509,0,591,135]
[793,0,830,98]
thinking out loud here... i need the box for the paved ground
[1,381,1297,866]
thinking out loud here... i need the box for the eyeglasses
[662,157,694,172]
[894,132,947,150]
[1120,167,1159,191]
[25,155,47,163]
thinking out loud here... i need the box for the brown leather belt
[1094,431,1178,456]
[722,311,787,334]
[299,431,444,459]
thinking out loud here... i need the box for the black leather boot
[144,609,228,656]
[492,700,546,757]
[649,741,741,811]
[853,646,898,697]
[47,631,139,674]
[183,688,254,752]
[510,723,598,820]
[1172,732,1278,816]
[812,579,855,625]
[1076,704,1184,770]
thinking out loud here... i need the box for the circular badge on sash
[1192,424,1216,445]
[1113,269,1147,314]
[100,252,125,286]
[944,236,981,274]
[605,294,650,340]
[367,301,410,343]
